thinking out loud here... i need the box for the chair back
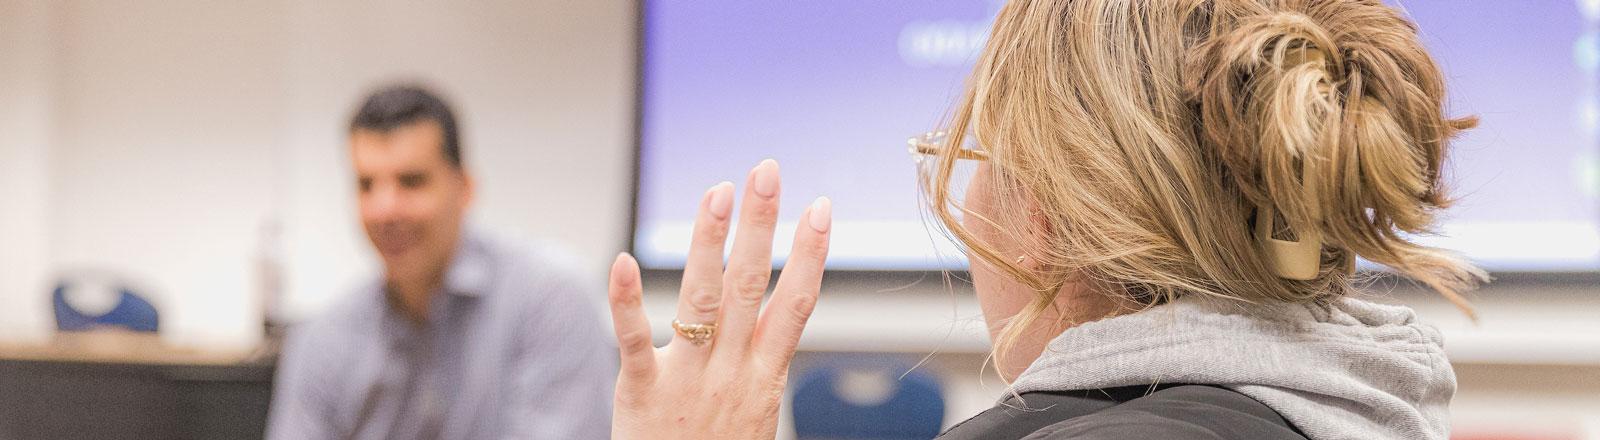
[792,357,945,440]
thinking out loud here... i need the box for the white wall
[0,0,636,351]
[45,0,287,350]
[0,0,58,343]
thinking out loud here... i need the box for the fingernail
[751,159,779,198]
[612,253,637,285]
[807,197,832,233]
[707,181,733,220]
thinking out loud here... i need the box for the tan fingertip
[611,252,639,287]
[752,159,780,198]
[807,197,832,233]
[708,181,734,220]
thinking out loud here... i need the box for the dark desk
[0,333,275,440]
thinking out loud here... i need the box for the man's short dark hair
[349,84,463,169]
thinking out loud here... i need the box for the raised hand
[606,159,832,439]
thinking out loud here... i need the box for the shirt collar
[442,227,493,298]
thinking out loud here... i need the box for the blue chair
[792,357,945,440]
[52,280,159,333]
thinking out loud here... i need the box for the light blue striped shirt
[267,229,615,440]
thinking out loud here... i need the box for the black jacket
[936,385,1308,439]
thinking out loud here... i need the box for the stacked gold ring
[671,319,718,346]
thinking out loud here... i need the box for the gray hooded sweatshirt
[1008,295,1456,440]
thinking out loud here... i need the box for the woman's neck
[996,282,1138,381]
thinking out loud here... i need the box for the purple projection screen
[633,1,1600,271]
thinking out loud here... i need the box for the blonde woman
[604,0,1478,439]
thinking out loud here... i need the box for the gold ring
[671,319,717,346]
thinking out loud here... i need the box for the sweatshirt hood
[1009,295,1456,440]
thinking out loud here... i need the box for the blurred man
[267,84,614,440]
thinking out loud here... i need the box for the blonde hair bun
[1187,3,1484,313]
